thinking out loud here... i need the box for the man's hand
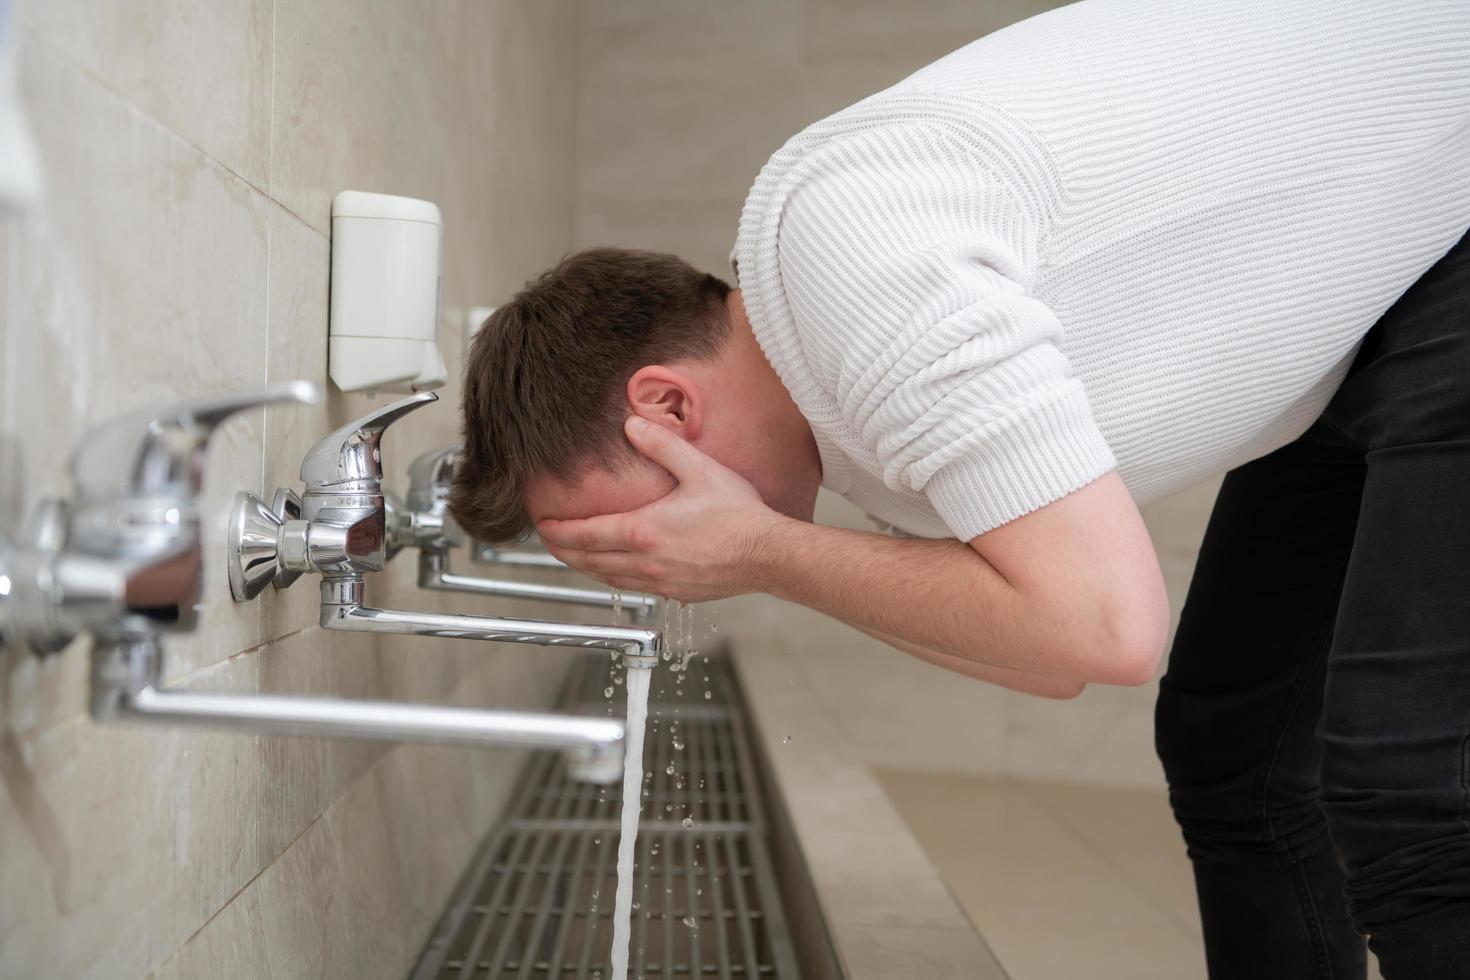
[537,416,787,601]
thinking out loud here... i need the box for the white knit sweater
[734,0,1470,541]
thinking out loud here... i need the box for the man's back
[737,0,1470,537]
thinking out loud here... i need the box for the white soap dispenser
[328,190,447,393]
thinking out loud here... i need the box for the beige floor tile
[877,770,1207,980]
[1018,780,1201,938]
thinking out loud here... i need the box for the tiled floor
[877,770,1387,980]
[876,770,1206,980]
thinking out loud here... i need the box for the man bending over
[450,0,1470,975]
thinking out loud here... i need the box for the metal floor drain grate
[411,652,801,979]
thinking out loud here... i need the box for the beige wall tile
[17,0,275,188]
[574,0,805,270]
[0,716,183,978]
[5,39,270,511]
[270,0,494,237]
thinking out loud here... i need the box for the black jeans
[1155,227,1470,980]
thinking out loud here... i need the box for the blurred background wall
[0,1,1222,976]
[574,0,1222,790]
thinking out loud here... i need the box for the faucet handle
[299,391,437,491]
[70,381,323,504]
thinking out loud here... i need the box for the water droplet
[782,735,792,744]
[632,901,640,910]
[665,763,675,775]
[604,686,614,698]
[683,915,699,930]
[673,739,684,750]
[703,691,712,700]
[696,887,703,896]
[682,816,694,829]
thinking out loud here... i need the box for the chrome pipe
[113,686,625,749]
[90,638,627,763]
[471,542,568,569]
[418,551,659,623]
[320,578,661,669]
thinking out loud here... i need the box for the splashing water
[609,667,651,980]
[661,599,677,660]
[610,588,623,626]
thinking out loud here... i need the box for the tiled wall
[0,2,581,976]
[574,0,1224,790]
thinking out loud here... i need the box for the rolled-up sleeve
[775,122,1116,539]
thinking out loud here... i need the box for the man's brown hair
[450,247,733,545]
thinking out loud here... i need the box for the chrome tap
[471,538,573,569]
[0,384,628,777]
[1,383,319,656]
[226,392,661,669]
[384,444,660,624]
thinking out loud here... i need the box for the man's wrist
[743,512,804,600]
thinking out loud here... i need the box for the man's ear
[626,365,703,440]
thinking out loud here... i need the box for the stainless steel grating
[411,652,802,979]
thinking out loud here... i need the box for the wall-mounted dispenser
[465,305,495,345]
[328,190,447,394]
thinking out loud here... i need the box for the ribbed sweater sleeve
[773,122,1117,539]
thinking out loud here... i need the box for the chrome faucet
[1,383,318,657]
[383,444,660,623]
[471,538,574,570]
[226,391,661,670]
[0,384,631,778]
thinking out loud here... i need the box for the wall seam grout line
[164,624,316,689]
[266,0,278,206]
[17,24,323,238]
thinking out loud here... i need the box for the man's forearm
[537,417,1164,687]
[857,623,1086,698]
[752,517,1106,682]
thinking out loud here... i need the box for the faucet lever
[299,391,437,490]
[70,381,322,504]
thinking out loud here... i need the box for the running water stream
[609,665,651,980]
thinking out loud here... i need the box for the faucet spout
[319,578,661,669]
[417,551,660,624]
[92,638,627,764]
[115,686,625,749]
